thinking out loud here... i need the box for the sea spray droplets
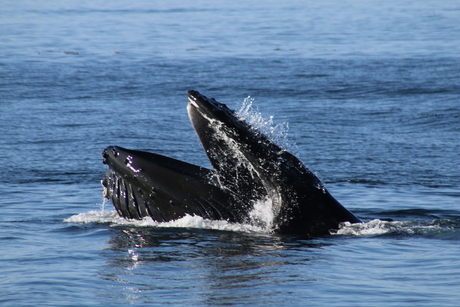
[236,96,296,153]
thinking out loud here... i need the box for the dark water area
[1,0,459,306]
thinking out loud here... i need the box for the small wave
[334,219,459,238]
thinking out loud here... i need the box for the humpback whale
[102,90,361,235]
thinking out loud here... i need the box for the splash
[248,198,275,230]
[236,96,295,153]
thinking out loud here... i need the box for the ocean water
[1,0,459,306]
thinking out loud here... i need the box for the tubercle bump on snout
[102,147,121,164]
[102,149,109,164]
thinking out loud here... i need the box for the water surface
[1,0,459,306]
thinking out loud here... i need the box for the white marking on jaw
[188,98,200,108]
[125,155,141,173]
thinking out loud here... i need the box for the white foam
[334,219,394,236]
[64,209,124,224]
[64,208,272,233]
[333,219,448,237]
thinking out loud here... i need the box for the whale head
[186,90,361,235]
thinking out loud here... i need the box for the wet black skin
[102,90,361,236]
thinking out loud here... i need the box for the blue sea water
[1,0,459,306]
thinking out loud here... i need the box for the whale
[102,90,361,235]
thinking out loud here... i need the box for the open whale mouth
[101,90,361,236]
